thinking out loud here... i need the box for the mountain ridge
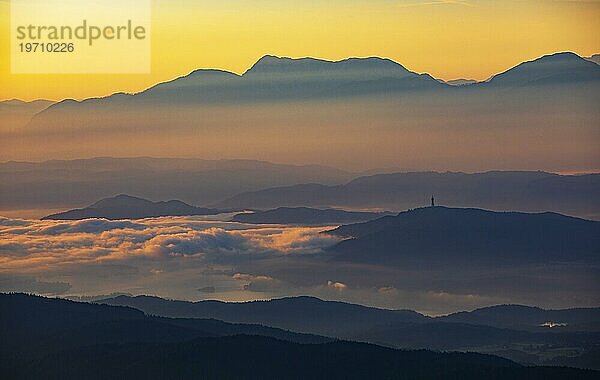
[95,294,600,369]
[327,206,600,265]
[231,206,392,225]
[0,157,353,213]
[98,294,428,337]
[215,171,600,219]
[29,51,600,117]
[42,194,224,220]
[484,52,600,87]
[12,295,583,380]
[13,52,599,172]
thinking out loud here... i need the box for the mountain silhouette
[0,293,327,347]
[113,55,445,104]
[15,53,599,173]
[245,55,414,77]
[9,293,597,380]
[28,52,600,120]
[483,52,600,87]
[439,304,600,331]
[232,207,391,225]
[0,99,54,108]
[98,294,600,334]
[98,295,427,337]
[98,294,600,370]
[327,206,600,265]
[1,157,352,213]
[42,194,223,220]
[0,99,54,130]
[215,171,600,220]
[10,335,598,380]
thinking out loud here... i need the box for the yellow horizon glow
[0,0,599,101]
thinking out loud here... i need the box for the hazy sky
[1,0,599,101]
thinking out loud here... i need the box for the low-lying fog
[1,213,597,315]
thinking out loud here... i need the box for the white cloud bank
[0,216,340,271]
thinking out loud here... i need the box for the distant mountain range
[0,99,54,109]
[22,52,600,134]
[97,294,600,369]
[42,194,223,220]
[98,294,600,334]
[27,52,600,117]
[3,52,596,172]
[31,55,446,114]
[0,99,54,131]
[2,52,599,216]
[0,157,353,213]
[231,207,391,225]
[327,206,600,266]
[216,171,600,220]
[6,52,599,114]
[3,52,596,124]
[6,160,599,220]
[8,293,594,380]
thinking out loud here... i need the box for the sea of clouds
[0,216,338,269]
[1,215,598,315]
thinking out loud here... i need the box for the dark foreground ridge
[99,294,600,370]
[42,194,223,220]
[2,293,598,379]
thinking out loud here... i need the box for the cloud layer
[0,216,339,271]
[1,215,598,315]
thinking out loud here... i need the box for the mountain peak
[488,51,600,86]
[253,54,285,64]
[43,194,222,220]
[535,51,582,62]
[244,55,412,78]
[91,194,152,208]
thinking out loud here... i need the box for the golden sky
[1,0,599,101]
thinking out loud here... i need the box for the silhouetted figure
[431,195,435,207]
